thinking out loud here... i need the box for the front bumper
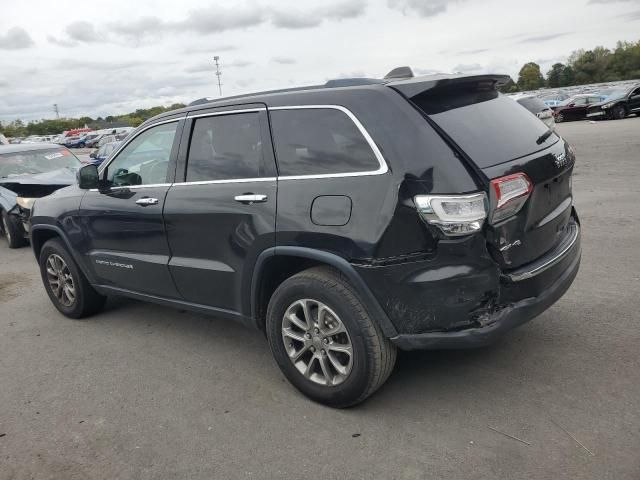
[390,222,581,350]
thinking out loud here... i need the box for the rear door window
[269,108,381,177]
[186,113,265,182]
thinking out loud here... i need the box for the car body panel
[29,75,581,348]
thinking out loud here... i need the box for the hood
[0,168,77,197]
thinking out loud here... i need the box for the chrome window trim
[187,107,266,119]
[98,117,184,176]
[172,177,277,187]
[269,104,389,180]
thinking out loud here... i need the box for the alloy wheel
[45,254,76,307]
[281,299,353,386]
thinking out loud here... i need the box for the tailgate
[391,75,574,269]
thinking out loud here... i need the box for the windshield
[599,88,628,101]
[0,148,81,178]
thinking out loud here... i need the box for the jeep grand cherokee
[29,70,581,407]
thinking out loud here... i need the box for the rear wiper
[536,128,555,145]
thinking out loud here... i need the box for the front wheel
[610,105,626,120]
[1,210,27,248]
[555,113,564,123]
[266,267,396,407]
[39,238,106,318]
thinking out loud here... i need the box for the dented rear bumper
[355,217,581,350]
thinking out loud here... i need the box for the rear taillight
[414,193,487,236]
[489,173,532,224]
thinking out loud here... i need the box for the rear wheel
[611,105,626,120]
[266,267,396,407]
[39,238,106,318]
[1,210,27,248]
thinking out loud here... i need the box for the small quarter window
[270,108,380,177]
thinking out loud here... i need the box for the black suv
[30,71,581,407]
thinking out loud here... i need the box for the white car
[511,95,555,129]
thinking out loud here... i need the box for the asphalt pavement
[1,118,639,479]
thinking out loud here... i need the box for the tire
[38,238,106,319]
[611,105,626,120]
[555,113,564,123]
[1,210,27,249]
[266,266,396,408]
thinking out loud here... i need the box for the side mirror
[77,164,100,189]
[89,152,96,159]
[568,103,575,107]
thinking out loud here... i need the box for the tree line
[0,103,186,138]
[502,40,640,93]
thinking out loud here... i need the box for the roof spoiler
[388,74,512,98]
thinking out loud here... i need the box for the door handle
[234,194,268,204]
[135,197,159,206]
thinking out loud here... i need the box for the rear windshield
[0,148,81,179]
[411,88,558,168]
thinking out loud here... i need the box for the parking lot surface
[1,118,639,479]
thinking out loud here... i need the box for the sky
[1,0,639,122]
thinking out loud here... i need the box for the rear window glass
[413,90,558,168]
[270,108,380,177]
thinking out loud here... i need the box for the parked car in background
[84,134,107,148]
[63,136,83,148]
[513,95,555,128]
[87,141,119,166]
[74,133,100,148]
[0,144,81,248]
[0,134,8,146]
[97,134,117,147]
[586,84,640,120]
[551,94,605,122]
[540,92,570,107]
[30,71,580,406]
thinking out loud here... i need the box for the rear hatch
[390,75,575,269]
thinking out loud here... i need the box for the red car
[552,94,606,122]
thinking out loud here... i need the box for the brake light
[490,173,532,224]
[414,193,487,236]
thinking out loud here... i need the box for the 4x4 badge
[553,152,568,168]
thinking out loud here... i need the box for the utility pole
[213,56,222,96]
[53,104,60,119]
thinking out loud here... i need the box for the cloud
[452,63,483,73]
[388,0,466,17]
[458,48,489,55]
[52,1,367,45]
[517,33,571,43]
[271,56,297,65]
[0,27,34,49]
[65,21,101,43]
[47,35,78,47]
[182,45,237,54]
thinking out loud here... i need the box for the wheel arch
[31,225,93,281]
[250,246,398,338]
